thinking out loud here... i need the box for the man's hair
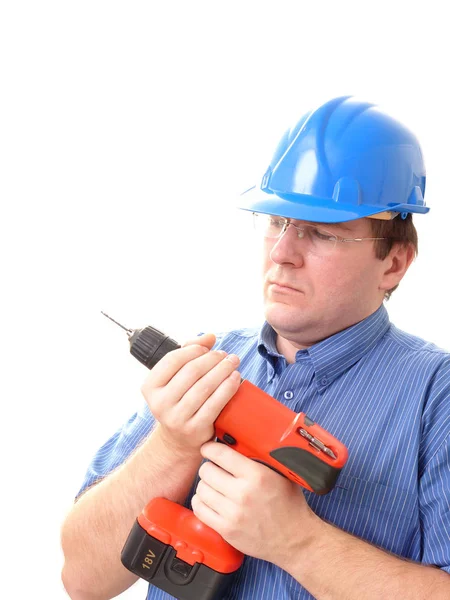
[370,214,418,300]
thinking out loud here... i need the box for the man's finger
[143,344,209,388]
[198,459,237,498]
[200,441,253,478]
[182,333,216,349]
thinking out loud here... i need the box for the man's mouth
[269,280,302,294]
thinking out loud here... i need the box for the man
[61,96,450,599]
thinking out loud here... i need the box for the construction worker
[61,97,450,599]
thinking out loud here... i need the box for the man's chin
[264,303,308,332]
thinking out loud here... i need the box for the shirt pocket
[308,474,418,557]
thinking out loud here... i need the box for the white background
[1,1,449,598]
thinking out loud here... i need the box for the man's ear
[379,242,415,293]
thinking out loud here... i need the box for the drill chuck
[128,326,180,369]
[101,312,180,369]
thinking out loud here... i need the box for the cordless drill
[102,314,348,600]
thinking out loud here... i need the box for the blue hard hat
[239,96,428,223]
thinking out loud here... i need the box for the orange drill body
[215,380,347,493]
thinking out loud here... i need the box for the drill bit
[101,311,133,335]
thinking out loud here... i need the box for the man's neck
[276,335,310,364]
[274,304,385,364]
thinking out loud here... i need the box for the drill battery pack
[121,497,244,600]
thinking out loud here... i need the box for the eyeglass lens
[253,214,338,255]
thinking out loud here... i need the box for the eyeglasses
[252,213,388,256]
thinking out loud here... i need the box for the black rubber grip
[270,446,342,494]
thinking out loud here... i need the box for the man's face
[262,216,388,348]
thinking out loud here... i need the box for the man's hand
[192,443,450,600]
[191,440,317,567]
[140,334,241,453]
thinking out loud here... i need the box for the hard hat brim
[238,186,429,223]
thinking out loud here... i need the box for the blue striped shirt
[78,304,450,599]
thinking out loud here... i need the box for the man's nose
[269,223,305,265]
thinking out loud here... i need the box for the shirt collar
[257,304,391,391]
[257,321,285,383]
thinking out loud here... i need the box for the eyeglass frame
[252,212,389,245]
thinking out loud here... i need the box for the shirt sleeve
[420,436,450,573]
[419,357,450,573]
[75,402,156,500]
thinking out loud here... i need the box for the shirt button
[284,390,294,400]
[320,377,328,386]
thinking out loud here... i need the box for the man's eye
[269,218,285,228]
[312,228,336,242]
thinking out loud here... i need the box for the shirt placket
[271,357,316,412]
